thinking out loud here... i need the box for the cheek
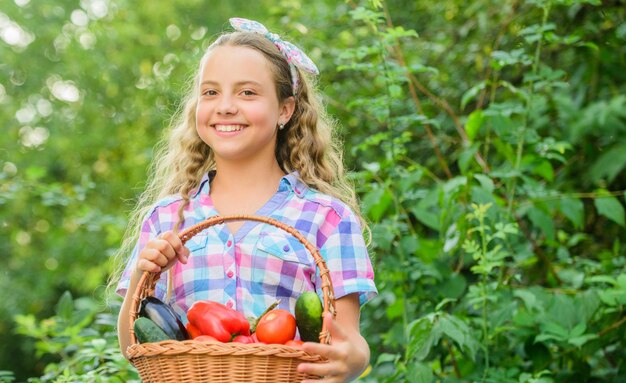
[195,102,207,122]
[247,102,279,125]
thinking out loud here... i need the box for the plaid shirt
[116,172,377,322]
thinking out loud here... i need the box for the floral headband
[229,17,319,95]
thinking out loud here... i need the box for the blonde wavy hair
[108,31,368,293]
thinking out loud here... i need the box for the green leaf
[439,315,464,345]
[570,322,586,337]
[409,62,439,75]
[617,274,626,289]
[458,146,478,175]
[578,292,600,326]
[491,49,532,69]
[585,275,617,286]
[596,276,626,306]
[56,291,74,323]
[372,223,395,251]
[376,353,400,365]
[408,316,440,361]
[531,160,554,182]
[400,236,419,255]
[388,84,403,99]
[514,289,540,312]
[461,82,486,110]
[406,362,434,383]
[598,289,626,306]
[559,198,584,229]
[384,26,419,40]
[413,189,441,231]
[588,141,626,184]
[594,196,625,227]
[412,207,440,231]
[471,185,497,205]
[557,269,585,289]
[527,207,555,241]
[443,223,460,252]
[443,176,467,194]
[349,7,384,23]
[568,334,598,348]
[362,186,393,222]
[546,295,577,329]
[537,321,569,342]
[474,174,494,193]
[386,299,405,320]
[439,314,477,359]
[466,110,485,142]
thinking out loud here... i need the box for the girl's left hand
[297,312,369,383]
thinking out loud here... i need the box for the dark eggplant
[139,296,189,341]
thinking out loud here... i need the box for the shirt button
[283,245,290,252]
[226,240,232,247]
[226,300,234,308]
[227,270,234,278]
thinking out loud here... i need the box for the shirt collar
[191,170,308,199]
[191,171,214,198]
[281,171,308,198]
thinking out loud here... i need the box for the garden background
[1,0,625,381]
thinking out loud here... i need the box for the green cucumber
[133,317,172,343]
[295,291,323,342]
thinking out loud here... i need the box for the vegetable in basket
[255,309,296,344]
[186,300,250,342]
[294,291,323,342]
[133,317,172,343]
[139,296,189,341]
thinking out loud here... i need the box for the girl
[113,18,377,382]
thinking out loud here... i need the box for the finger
[136,258,161,273]
[301,341,334,359]
[159,231,189,263]
[297,361,336,381]
[143,248,169,267]
[301,378,338,383]
[151,238,177,262]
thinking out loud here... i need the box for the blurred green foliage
[1,0,625,381]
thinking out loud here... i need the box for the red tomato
[194,335,219,342]
[255,309,296,344]
[284,339,304,348]
[232,334,255,344]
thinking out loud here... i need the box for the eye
[241,89,256,96]
[202,89,218,96]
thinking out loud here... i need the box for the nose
[216,94,237,115]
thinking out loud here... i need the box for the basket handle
[129,214,336,346]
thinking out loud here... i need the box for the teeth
[215,124,244,132]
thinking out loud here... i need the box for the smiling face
[195,45,294,165]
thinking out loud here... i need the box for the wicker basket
[127,215,335,382]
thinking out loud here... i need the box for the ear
[279,96,296,124]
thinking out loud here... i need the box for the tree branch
[381,2,491,174]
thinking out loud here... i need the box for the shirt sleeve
[317,207,377,307]
[115,208,168,301]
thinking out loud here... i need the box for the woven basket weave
[127,215,335,382]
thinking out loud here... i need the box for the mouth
[212,124,246,132]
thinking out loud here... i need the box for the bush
[13,292,139,383]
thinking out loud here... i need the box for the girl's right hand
[135,231,189,274]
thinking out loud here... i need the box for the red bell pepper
[186,301,250,342]
[232,334,256,344]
